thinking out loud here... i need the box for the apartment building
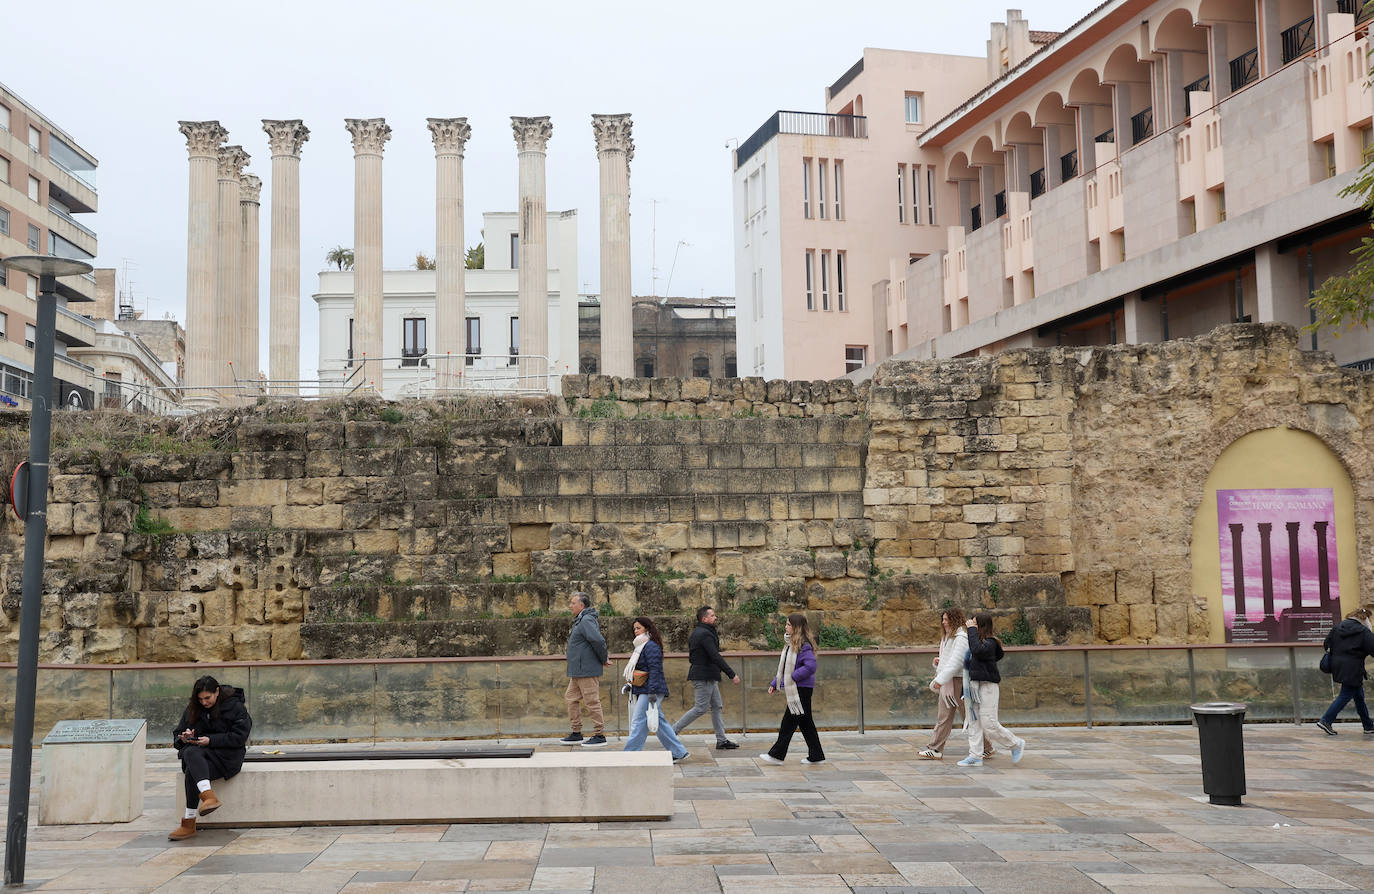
[891,2,1374,368]
[314,210,579,397]
[732,48,992,380]
[0,81,99,410]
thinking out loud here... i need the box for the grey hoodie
[566,606,609,678]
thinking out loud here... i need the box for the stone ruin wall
[0,324,1369,665]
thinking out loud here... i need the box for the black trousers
[767,686,824,761]
[179,745,232,808]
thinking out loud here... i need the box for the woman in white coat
[919,608,969,760]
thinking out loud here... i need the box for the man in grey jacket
[561,592,609,746]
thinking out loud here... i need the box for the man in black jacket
[672,606,742,749]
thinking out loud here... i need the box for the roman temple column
[592,114,634,378]
[262,119,310,394]
[512,116,552,387]
[345,118,392,386]
[178,120,227,409]
[216,145,250,395]
[427,117,472,388]
[238,173,262,394]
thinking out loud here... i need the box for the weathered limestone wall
[0,324,1368,664]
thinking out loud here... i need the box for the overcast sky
[8,0,1085,378]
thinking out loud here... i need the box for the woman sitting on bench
[169,675,252,841]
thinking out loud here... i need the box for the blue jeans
[622,694,688,759]
[1321,683,1373,729]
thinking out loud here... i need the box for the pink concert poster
[1217,488,1340,643]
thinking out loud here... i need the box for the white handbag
[646,696,660,734]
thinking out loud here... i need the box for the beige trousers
[565,677,604,735]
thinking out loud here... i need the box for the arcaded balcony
[1310,12,1372,175]
[941,225,969,323]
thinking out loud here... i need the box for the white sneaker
[759,754,784,765]
[800,757,826,765]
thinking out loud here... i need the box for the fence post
[856,654,865,734]
[1187,649,1197,706]
[1083,651,1093,729]
[741,658,749,736]
[1289,647,1301,725]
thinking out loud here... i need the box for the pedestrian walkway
[4,724,1374,893]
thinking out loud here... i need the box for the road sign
[10,462,28,521]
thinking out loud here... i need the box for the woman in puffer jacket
[1317,608,1374,736]
[621,616,691,761]
[919,608,968,760]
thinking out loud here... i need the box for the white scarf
[624,632,650,685]
[775,643,804,715]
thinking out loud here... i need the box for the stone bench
[180,751,673,827]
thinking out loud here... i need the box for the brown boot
[198,789,222,816]
[168,818,197,841]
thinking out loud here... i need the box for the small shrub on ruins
[577,398,622,419]
[131,504,175,536]
[816,624,876,650]
[737,593,778,618]
[379,407,405,424]
[1002,611,1034,646]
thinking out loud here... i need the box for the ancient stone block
[71,502,101,535]
[493,552,531,578]
[179,479,219,508]
[273,504,344,530]
[1128,603,1158,640]
[46,502,74,536]
[1114,570,1154,604]
[1098,604,1129,641]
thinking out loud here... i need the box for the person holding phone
[168,675,252,841]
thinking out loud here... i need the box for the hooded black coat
[172,686,252,779]
[1324,619,1374,688]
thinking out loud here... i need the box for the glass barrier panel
[1087,649,1191,723]
[862,651,941,730]
[1001,649,1087,724]
[375,661,496,741]
[111,666,239,746]
[1193,648,1294,721]
[28,667,110,745]
[1296,646,1338,721]
[497,658,616,738]
[738,653,859,732]
[248,663,377,743]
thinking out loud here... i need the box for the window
[691,356,710,377]
[25,323,36,349]
[27,224,40,252]
[26,275,37,300]
[845,345,867,373]
[0,264,6,288]
[102,374,122,410]
[1325,141,1337,178]
[817,160,828,219]
[0,156,8,184]
[833,160,843,219]
[836,251,847,311]
[28,175,39,203]
[724,356,737,378]
[510,233,519,269]
[346,318,354,365]
[804,250,815,311]
[2,364,31,399]
[638,357,655,378]
[904,93,923,124]
[580,355,598,374]
[911,163,920,225]
[465,316,480,365]
[402,317,427,366]
[927,168,936,225]
[1216,187,1227,222]
[820,251,831,311]
[509,316,519,364]
[0,106,9,132]
[0,207,9,236]
[897,166,905,223]
[28,126,40,153]
[0,311,6,339]
[802,159,812,218]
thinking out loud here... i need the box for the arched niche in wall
[1190,426,1359,643]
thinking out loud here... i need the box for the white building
[313,210,579,397]
[69,319,180,414]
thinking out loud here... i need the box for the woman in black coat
[168,675,252,841]
[1317,608,1374,736]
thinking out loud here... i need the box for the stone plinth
[39,719,146,824]
[184,752,673,826]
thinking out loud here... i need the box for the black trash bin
[1191,701,1247,805]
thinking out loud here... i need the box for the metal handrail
[1282,15,1316,64]
[47,154,97,192]
[736,111,868,169]
[1060,149,1078,181]
[1130,107,1154,143]
[47,202,96,238]
[1230,48,1259,91]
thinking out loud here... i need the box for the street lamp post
[0,255,94,886]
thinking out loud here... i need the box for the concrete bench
[180,751,673,826]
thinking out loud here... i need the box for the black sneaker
[1316,719,1337,736]
[581,734,607,747]
[1364,728,1374,735]
[716,740,740,750]
[559,732,584,744]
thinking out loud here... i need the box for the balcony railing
[1061,149,1078,181]
[1030,168,1046,198]
[48,202,96,239]
[1096,127,1114,143]
[1338,0,1373,23]
[1131,107,1154,143]
[970,204,982,231]
[1282,16,1315,63]
[1184,74,1211,115]
[735,110,869,169]
[48,154,97,192]
[1230,48,1259,91]
[994,190,1007,219]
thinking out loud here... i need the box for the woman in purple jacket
[760,612,826,765]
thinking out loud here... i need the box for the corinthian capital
[217,145,251,180]
[427,117,472,156]
[239,173,262,203]
[345,118,392,155]
[179,120,227,158]
[592,114,634,161]
[511,116,553,153]
[262,119,310,157]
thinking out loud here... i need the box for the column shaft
[346,119,392,387]
[429,118,472,389]
[239,175,261,395]
[216,146,249,395]
[264,120,309,395]
[179,121,226,410]
[513,117,553,387]
[594,114,634,378]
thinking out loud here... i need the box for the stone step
[496,467,864,498]
[510,443,864,473]
[560,417,868,448]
